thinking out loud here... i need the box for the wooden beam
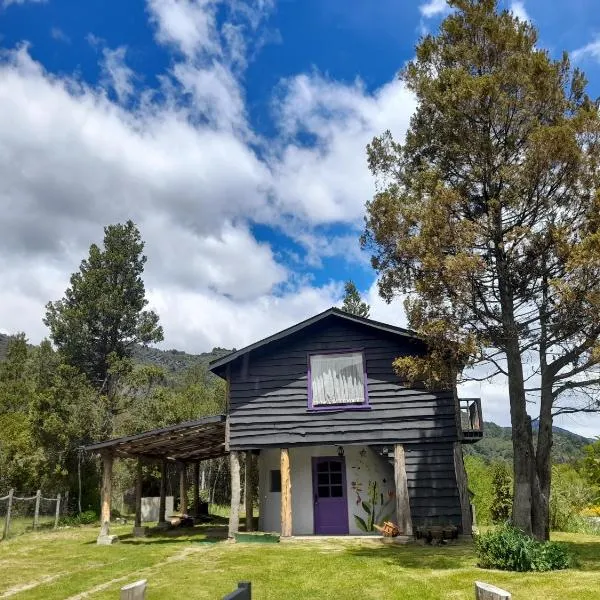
[100,452,113,531]
[135,459,143,528]
[394,444,412,536]
[453,442,473,535]
[193,462,201,518]
[280,448,292,537]
[244,452,255,532]
[158,458,167,525]
[228,450,241,538]
[179,463,188,514]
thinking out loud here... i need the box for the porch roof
[82,414,227,463]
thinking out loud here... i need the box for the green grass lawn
[0,523,599,599]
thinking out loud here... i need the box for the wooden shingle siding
[405,442,462,526]
[227,318,460,450]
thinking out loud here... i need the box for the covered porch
[83,415,247,544]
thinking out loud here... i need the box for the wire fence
[0,489,66,540]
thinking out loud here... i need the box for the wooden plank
[228,451,241,538]
[475,582,511,599]
[33,490,41,530]
[394,445,413,536]
[158,459,167,524]
[135,459,143,528]
[100,452,113,531]
[120,579,147,600]
[54,493,61,529]
[2,489,13,540]
[222,581,251,600]
[280,448,292,537]
[453,442,473,536]
[244,452,255,532]
[179,463,188,514]
[193,461,201,518]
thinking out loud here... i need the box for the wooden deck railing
[459,398,483,442]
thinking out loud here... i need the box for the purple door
[312,457,349,535]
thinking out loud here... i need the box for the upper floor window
[309,351,367,409]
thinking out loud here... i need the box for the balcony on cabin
[459,397,483,443]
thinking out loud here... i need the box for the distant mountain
[0,331,594,461]
[131,344,233,374]
[465,421,592,463]
[0,331,232,375]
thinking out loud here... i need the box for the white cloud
[0,0,418,372]
[2,0,45,7]
[510,1,530,22]
[100,46,135,104]
[419,0,448,19]
[269,73,416,224]
[50,27,70,44]
[572,36,600,63]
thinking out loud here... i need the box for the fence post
[33,490,41,530]
[2,489,14,540]
[54,493,61,529]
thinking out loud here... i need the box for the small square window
[270,469,281,493]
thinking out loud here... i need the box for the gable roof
[209,307,422,376]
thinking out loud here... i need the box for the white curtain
[310,352,365,406]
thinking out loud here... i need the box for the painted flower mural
[351,480,395,532]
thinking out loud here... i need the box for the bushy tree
[44,221,163,395]
[490,462,513,523]
[341,280,370,318]
[44,221,163,436]
[582,439,600,494]
[363,0,600,539]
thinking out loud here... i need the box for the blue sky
[1,0,600,434]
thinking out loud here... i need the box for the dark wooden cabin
[210,307,482,537]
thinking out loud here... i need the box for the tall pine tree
[362,0,600,538]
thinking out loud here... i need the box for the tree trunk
[506,345,534,536]
[532,376,554,540]
[493,206,534,536]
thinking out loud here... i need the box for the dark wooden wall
[405,442,462,527]
[226,316,460,450]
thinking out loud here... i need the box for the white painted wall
[141,496,174,523]
[258,445,395,535]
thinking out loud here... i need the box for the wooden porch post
[244,452,255,532]
[394,444,413,536]
[453,442,473,536]
[179,463,188,514]
[132,458,147,537]
[97,451,118,544]
[193,462,201,518]
[158,458,168,527]
[228,451,241,538]
[280,448,292,537]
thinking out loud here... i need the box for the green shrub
[59,510,98,527]
[551,464,594,531]
[475,525,572,572]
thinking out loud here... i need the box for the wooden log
[280,448,292,537]
[100,452,113,532]
[475,582,511,599]
[394,445,413,536]
[158,459,167,525]
[244,452,255,532]
[2,489,14,540]
[120,579,147,600]
[193,462,201,518]
[33,490,41,530]
[228,451,241,538]
[54,493,61,529]
[135,459,143,528]
[454,442,473,535]
[179,463,188,514]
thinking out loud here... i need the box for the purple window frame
[307,348,370,412]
